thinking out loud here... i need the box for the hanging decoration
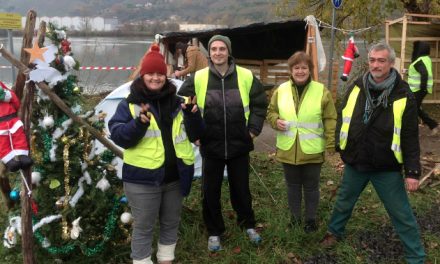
[340,34,359,81]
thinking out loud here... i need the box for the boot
[18,155,33,170]
[133,256,153,264]
[320,232,339,248]
[5,158,21,172]
[157,243,176,263]
[304,220,318,233]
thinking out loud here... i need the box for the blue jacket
[108,78,203,196]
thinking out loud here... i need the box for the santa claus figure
[0,81,33,172]
[61,39,71,55]
[340,35,359,81]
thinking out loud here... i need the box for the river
[0,36,153,93]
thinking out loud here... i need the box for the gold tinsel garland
[61,136,71,240]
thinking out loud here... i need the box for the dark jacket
[178,58,268,159]
[108,78,203,196]
[411,41,431,92]
[335,72,421,179]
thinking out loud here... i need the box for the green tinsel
[64,76,75,96]
[41,131,53,163]
[33,198,120,256]
[54,115,69,127]
[33,166,46,174]
[101,150,116,164]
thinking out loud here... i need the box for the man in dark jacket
[178,35,268,251]
[321,43,425,264]
[408,41,438,136]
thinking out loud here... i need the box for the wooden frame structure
[385,13,440,103]
[154,19,318,90]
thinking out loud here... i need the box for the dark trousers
[414,90,438,129]
[202,154,256,236]
[282,163,322,221]
[328,164,425,264]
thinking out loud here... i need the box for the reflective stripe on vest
[339,86,407,164]
[194,66,252,121]
[339,86,360,150]
[408,56,433,94]
[123,103,195,169]
[276,80,325,154]
[391,97,407,163]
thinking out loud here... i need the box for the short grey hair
[368,42,396,63]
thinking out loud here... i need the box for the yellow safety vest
[276,80,325,154]
[194,66,253,122]
[339,86,407,163]
[408,56,433,94]
[123,103,195,169]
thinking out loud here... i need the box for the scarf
[362,69,397,124]
[126,77,177,104]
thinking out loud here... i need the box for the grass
[172,152,440,264]
[1,102,440,263]
[1,150,440,263]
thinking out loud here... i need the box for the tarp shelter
[156,19,311,88]
[386,13,440,103]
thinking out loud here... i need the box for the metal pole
[7,29,16,82]
[327,7,336,90]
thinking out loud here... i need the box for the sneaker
[430,126,439,136]
[246,228,262,244]
[320,232,338,248]
[207,236,221,252]
[304,220,318,233]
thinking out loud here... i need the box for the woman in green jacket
[267,51,337,232]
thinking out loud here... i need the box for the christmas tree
[2,23,131,263]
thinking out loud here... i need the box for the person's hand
[405,178,419,192]
[326,148,336,156]
[249,132,256,139]
[174,70,182,78]
[139,103,151,124]
[181,96,198,113]
[194,139,201,146]
[276,119,289,131]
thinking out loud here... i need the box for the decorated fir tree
[2,23,131,263]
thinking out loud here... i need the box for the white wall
[22,16,119,31]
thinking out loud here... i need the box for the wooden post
[385,21,389,45]
[19,83,35,264]
[37,21,46,47]
[305,24,319,81]
[14,10,36,98]
[13,10,37,264]
[400,15,408,77]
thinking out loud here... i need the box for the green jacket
[267,79,337,165]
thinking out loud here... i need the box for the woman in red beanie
[109,44,203,264]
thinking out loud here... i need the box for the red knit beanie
[140,44,167,76]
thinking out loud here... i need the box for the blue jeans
[124,181,183,261]
[328,164,425,264]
